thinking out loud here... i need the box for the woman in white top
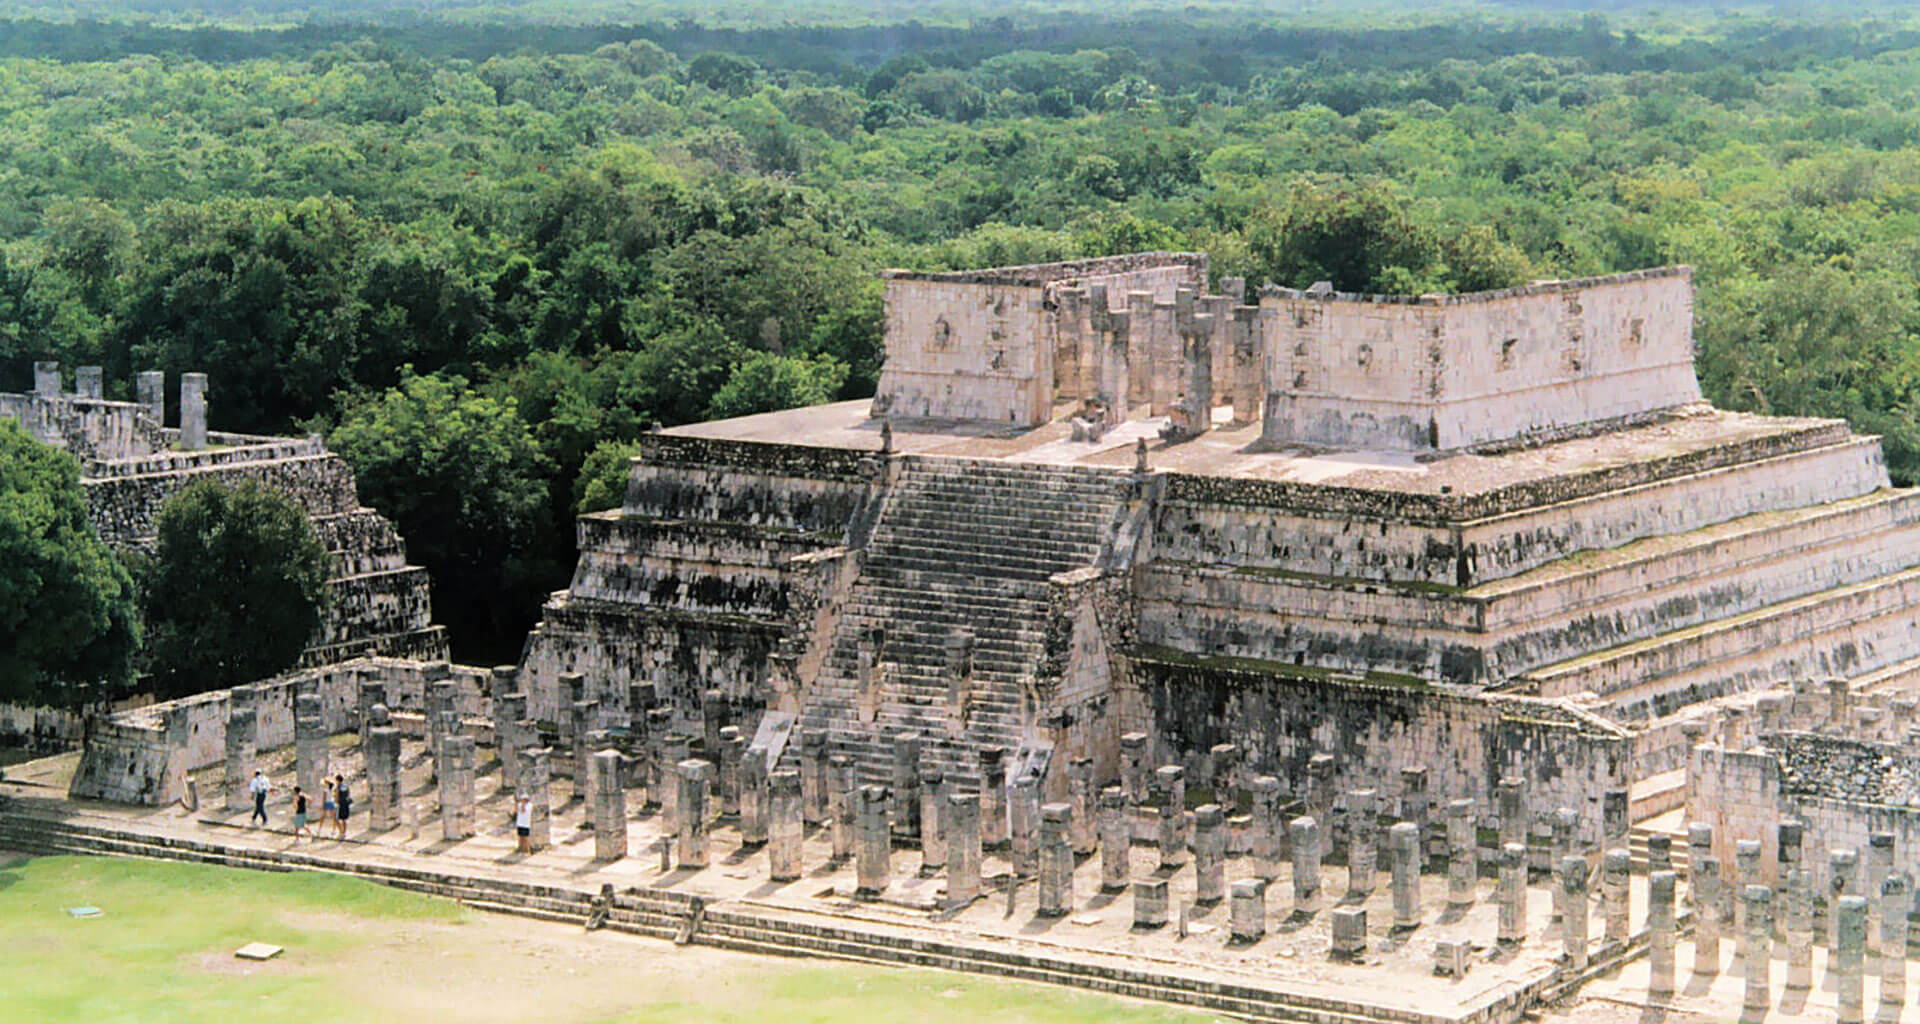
[514,796,533,853]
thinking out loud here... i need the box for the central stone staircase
[795,456,1129,788]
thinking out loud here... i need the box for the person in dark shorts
[515,795,532,853]
[292,786,313,840]
[334,775,352,839]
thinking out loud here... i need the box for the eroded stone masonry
[45,253,1920,1021]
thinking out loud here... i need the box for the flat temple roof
[881,251,1207,288]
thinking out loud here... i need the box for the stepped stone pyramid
[2,364,447,669]
[520,254,1920,840]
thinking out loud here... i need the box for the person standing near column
[248,770,271,827]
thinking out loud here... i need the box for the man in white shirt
[248,769,271,826]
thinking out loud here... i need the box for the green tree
[0,419,138,709]
[328,372,555,658]
[574,438,644,515]
[708,351,851,421]
[141,479,328,700]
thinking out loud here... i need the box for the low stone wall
[1133,654,1632,843]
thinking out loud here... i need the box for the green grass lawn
[0,854,1219,1024]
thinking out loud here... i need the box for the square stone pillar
[1734,839,1762,961]
[739,747,769,846]
[1601,789,1629,850]
[32,361,58,397]
[1868,832,1896,953]
[1250,775,1282,881]
[1646,834,1672,874]
[1881,874,1909,1006]
[1009,774,1041,877]
[1346,789,1377,896]
[1331,907,1367,958]
[224,706,258,813]
[1498,842,1527,945]
[946,791,982,910]
[1738,884,1770,1014]
[357,679,386,747]
[701,687,728,756]
[1098,785,1130,892]
[1038,802,1073,917]
[919,767,947,872]
[1133,877,1168,929]
[1399,766,1430,858]
[1229,878,1266,944]
[72,364,100,400]
[1389,822,1420,930]
[1693,855,1722,974]
[675,759,712,868]
[592,749,627,861]
[179,371,208,450]
[1154,765,1187,870]
[1290,816,1321,910]
[1306,754,1335,824]
[855,784,891,897]
[136,370,165,424]
[717,725,744,816]
[1551,807,1577,873]
[1602,849,1630,944]
[768,770,803,882]
[1559,855,1589,971]
[1119,732,1149,805]
[519,747,552,852]
[1496,776,1526,852]
[1786,867,1814,989]
[889,731,922,838]
[798,727,829,824]
[570,698,599,804]
[494,693,527,793]
[366,722,402,833]
[829,754,856,862]
[1067,757,1096,856]
[1446,798,1476,905]
[1648,871,1677,996]
[294,693,327,798]
[1839,895,1867,1024]
[658,732,689,822]
[1193,804,1226,904]
[979,746,1009,849]
[440,734,477,841]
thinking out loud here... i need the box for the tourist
[292,786,312,840]
[515,794,532,853]
[320,778,337,835]
[247,769,271,826]
[335,774,352,839]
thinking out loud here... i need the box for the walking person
[247,770,271,826]
[515,794,533,854]
[320,778,337,836]
[292,786,313,840]
[334,774,352,839]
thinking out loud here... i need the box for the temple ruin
[18,253,1920,1021]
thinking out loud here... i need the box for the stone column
[1839,895,1867,1024]
[31,361,58,397]
[829,754,856,862]
[494,693,527,794]
[1347,789,1378,896]
[1646,834,1672,874]
[1390,822,1420,930]
[1331,907,1367,958]
[1560,855,1589,971]
[1743,884,1771,1014]
[1447,798,1476,906]
[890,731,922,838]
[1601,788,1628,850]
[1603,849,1630,944]
[659,733,689,822]
[1496,776,1526,851]
[294,693,327,797]
[425,678,454,781]
[644,709,674,805]
[701,687,728,757]
[979,746,1008,849]
[855,784,891,897]
[1290,816,1321,911]
[1230,878,1266,944]
[739,747,769,846]
[519,747,552,852]
[1550,807,1577,880]
[224,706,258,813]
[768,770,803,882]
[675,759,712,868]
[1882,874,1908,1009]
[1154,765,1187,870]
[1869,832,1896,958]
[798,727,829,824]
[1119,732,1149,805]
[1067,757,1096,856]
[136,370,164,424]
[919,767,947,873]
[717,726,744,816]
[1785,866,1814,989]
[1193,804,1226,904]
[180,371,208,450]
[1400,766,1430,859]
[1099,786,1130,892]
[570,697,600,805]
[592,749,626,861]
[946,791,982,909]
[356,678,386,747]
[1693,854,1722,974]
[1648,870,1677,997]
[1250,775,1282,881]
[439,734,477,840]
[1306,754,1335,824]
[366,715,402,833]
[1498,842,1527,945]
[1134,877,1168,929]
[74,365,101,399]
[1009,773,1041,878]
[1734,839,1761,962]
[1038,803,1073,917]
[1832,847,1861,944]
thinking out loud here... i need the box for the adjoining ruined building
[1,364,447,670]
[514,252,1918,844]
